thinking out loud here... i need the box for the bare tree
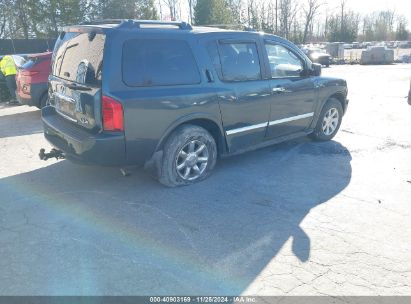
[15,0,30,39]
[163,0,179,20]
[188,0,196,23]
[302,0,322,43]
[0,0,7,38]
[340,0,346,35]
[279,0,298,39]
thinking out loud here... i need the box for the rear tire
[310,98,343,141]
[158,125,217,187]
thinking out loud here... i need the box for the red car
[16,52,51,108]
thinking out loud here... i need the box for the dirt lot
[0,64,410,296]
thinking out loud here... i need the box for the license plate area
[54,92,77,121]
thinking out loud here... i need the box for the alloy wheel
[322,108,339,136]
[175,140,209,181]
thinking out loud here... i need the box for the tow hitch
[39,148,65,161]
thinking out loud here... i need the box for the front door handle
[272,87,287,93]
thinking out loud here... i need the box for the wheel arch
[328,92,347,114]
[155,114,228,156]
[310,90,347,131]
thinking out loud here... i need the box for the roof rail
[81,19,192,30]
[127,20,192,30]
[80,19,125,25]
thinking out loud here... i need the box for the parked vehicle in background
[303,48,332,67]
[41,20,348,187]
[0,54,26,103]
[399,41,411,49]
[352,42,361,49]
[16,52,52,108]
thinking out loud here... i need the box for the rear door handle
[205,69,214,83]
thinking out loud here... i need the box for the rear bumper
[17,82,47,107]
[16,94,33,106]
[42,106,127,166]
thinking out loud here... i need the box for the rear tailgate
[49,31,105,131]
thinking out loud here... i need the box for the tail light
[22,84,31,94]
[102,95,124,132]
[28,71,39,76]
[22,70,39,76]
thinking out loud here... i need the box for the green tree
[194,0,233,26]
[326,11,359,42]
[135,0,158,20]
[86,0,158,20]
[99,0,137,19]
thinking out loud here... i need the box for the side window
[122,39,201,87]
[207,41,261,82]
[265,43,304,78]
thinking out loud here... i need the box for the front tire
[158,125,217,187]
[310,98,343,141]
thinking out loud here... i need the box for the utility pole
[189,0,193,24]
[158,0,163,20]
[275,0,278,34]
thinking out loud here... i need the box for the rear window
[22,57,47,69]
[122,39,201,87]
[52,32,105,85]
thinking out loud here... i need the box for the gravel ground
[0,64,410,296]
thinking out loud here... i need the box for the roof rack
[80,19,193,30]
[80,19,124,25]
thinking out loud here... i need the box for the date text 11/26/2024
[149,296,257,303]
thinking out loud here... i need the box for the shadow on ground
[0,109,43,138]
[0,138,351,295]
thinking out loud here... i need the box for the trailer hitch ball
[39,148,65,161]
[39,148,46,160]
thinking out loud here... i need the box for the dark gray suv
[42,20,348,187]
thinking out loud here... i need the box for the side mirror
[311,63,322,76]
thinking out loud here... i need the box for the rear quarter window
[122,39,201,87]
[22,57,47,69]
